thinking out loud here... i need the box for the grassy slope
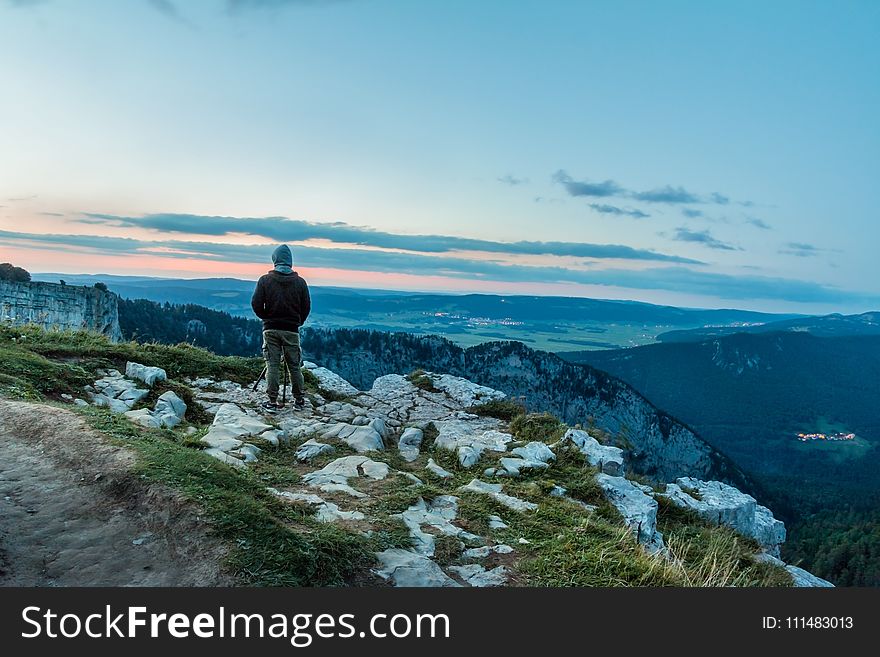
[0,324,790,587]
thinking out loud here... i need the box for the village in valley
[796,431,856,442]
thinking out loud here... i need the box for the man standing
[250,244,311,413]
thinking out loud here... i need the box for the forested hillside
[118,298,263,357]
[563,332,880,585]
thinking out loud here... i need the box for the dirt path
[0,400,234,586]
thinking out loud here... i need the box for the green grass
[433,534,464,566]
[656,496,792,586]
[2,325,262,385]
[80,406,374,586]
[407,369,439,393]
[467,398,526,422]
[509,412,567,443]
[0,343,92,400]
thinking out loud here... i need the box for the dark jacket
[250,270,311,332]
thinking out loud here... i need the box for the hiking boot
[294,396,306,409]
[261,400,280,414]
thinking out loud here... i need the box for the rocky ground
[2,355,833,587]
[0,400,232,586]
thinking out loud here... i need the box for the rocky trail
[0,357,833,587]
[0,401,232,586]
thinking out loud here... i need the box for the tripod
[253,346,290,406]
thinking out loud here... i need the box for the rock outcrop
[661,477,786,556]
[74,359,830,588]
[596,473,665,554]
[0,279,122,341]
[301,331,746,486]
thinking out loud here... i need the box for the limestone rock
[398,427,424,462]
[368,417,390,439]
[496,457,550,477]
[295,439,334,462]
[596,474,664,553]
[124,408,161,429]
[449,564,509,587]
[203,447,246,469]
[753,553,834,587]
[434,420,512,467]
[152,390,187,428]
[428,373,506,408]
[488,514,509,530]
[125,361,167,387]
[462,544,513,559]
[268,488,366,523]
[302,455,390,498]
[258,429,284,447]
[342,425,384,452]
[426,458,453,480]
[395,496,479,556]
[91,393,131,414]
[661,477,785,555]
[374,549,460,587]
[308,366,359,397]
[90,370,149,411]
[511,441,556,464]
[459,479,538,512]
[230,443,262,463]
[785,565,834,587]
[0,279,122,341]
[561,428,625,476]
[200,403,272,461]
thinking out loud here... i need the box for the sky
[1,0,878,313]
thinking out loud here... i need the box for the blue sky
[0,0,878,313]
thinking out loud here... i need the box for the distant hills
[32,272,800,351]
[657,311,880,342]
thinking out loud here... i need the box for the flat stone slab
[427,373,506,408]
[203,447,246,469]
[395,496,480,556]
[434,420,512,467]
[462,544,513,559]
[200,403,273,457]
[494,456,551,477]
[374,549,460,587]
[268,488,366,523]
[302,455,390,498]
[295,439,335,462]
[458,479,538,512]
[449,564,509,587]
[488,514,509,530]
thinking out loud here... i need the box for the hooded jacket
[251,261,311,332]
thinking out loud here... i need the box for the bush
[509,412,567,443]
[467,398,526,422]
[0,262,31,282]
[407,369,439,392]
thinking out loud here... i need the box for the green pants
[262,329,305,402]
